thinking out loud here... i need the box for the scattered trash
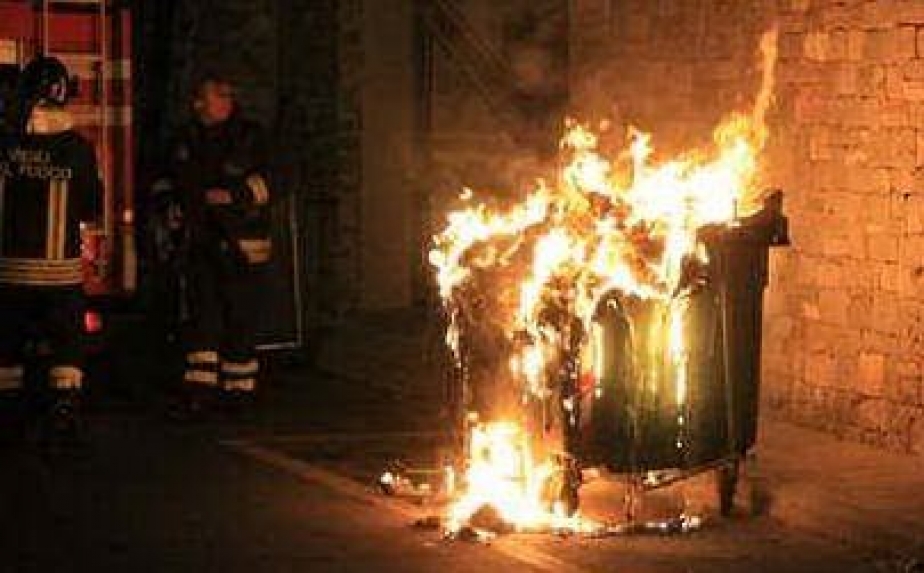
[448,525,496,544]
[377,466,411,496]
[640,514,705,535]
[380,461,708,541]
[377,460,445,499]
[547,513,705,539]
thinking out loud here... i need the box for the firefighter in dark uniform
[0,56,102,434]
[154,75,272,413]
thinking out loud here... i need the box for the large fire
[430,28,779,534]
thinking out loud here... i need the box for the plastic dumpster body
[570,192,789,474]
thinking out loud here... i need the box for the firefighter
[0,56,101,438]
[157,75,272,416]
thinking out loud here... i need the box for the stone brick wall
[570,0,924,453]
[282,0,418,314]
[275,0,351,324]
[356,0,418,310]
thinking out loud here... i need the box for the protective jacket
[0,108,101,286]
[159,113,272,270]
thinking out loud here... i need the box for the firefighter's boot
[51,391,81,436]
[170,350,220,422]
[170,383,219,423]
[37,390,85,450]
[0,392,26,447]
[221,387,258,421]
[39,366,86,447]
[0,365,25,447]
[220,358,258,420]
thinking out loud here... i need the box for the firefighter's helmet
[19,55,76,107]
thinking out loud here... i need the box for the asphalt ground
[0,349,920,572]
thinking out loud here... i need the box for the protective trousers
[182,255,262,393]
[0,285,85,395]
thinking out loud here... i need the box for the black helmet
[19,55,75,107]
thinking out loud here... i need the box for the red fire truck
[0,0,134,302]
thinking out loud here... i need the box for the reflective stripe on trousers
[222,358,258,392]
[49,365,83,390]
[185,350,219,387]
[0,365,23,391]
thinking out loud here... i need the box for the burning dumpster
[571,192,788,515]
[428,28,783,533]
